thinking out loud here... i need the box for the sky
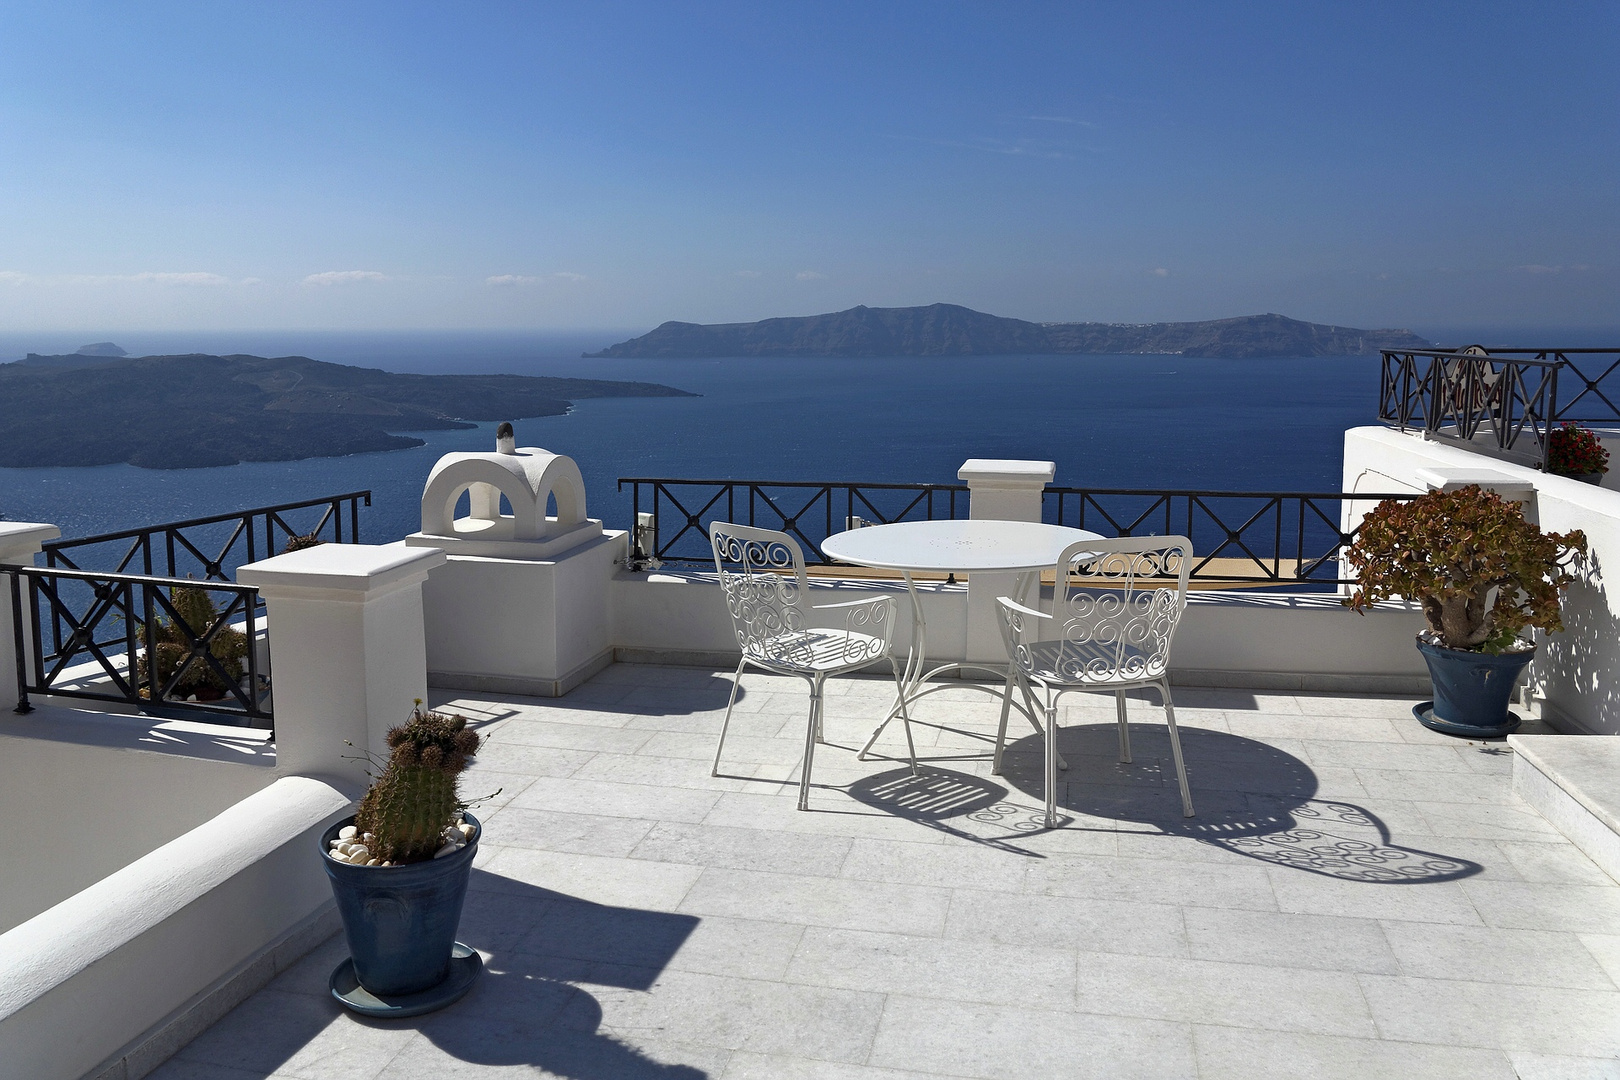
[0,1,1616,335]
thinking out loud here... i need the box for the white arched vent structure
[406,434,602,559]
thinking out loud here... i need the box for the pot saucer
[330,942,482,1018]
[1413,701,1520,739]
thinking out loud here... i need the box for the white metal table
[820,519,1106,765]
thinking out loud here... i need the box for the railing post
[0,523,61,713]
[959,459,1056,665]
[238,545,445,787]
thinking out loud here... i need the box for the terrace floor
[151,664,1620,1080]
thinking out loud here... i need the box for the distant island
[586,305,1431,360]
[0,351,693,469]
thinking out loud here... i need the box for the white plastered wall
[608,569,1429,691]
[0,708,277,934]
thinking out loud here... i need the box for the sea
[0,327,1611,546]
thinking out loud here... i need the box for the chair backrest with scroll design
[1049,534,1193,684]
[709,521,814,667]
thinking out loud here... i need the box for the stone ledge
[87,906,340,1080]
[1510,733,1620,883]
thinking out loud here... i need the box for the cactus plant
[354,702,481,864]
[137,584,248,697]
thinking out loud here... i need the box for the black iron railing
[9,491,370,728]
[618,477,1418,585]
[42,491,371,581]
[621,478,968,567]
[7,566,270,727]
[1045,488,1414,586]
[1380,347,1620,468]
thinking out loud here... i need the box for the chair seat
[744,628,888,675]
[1020,637,1168,686]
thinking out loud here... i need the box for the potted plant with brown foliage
[321,701,486,1016]
[1344,485,1587,737]
[1546,423,1611,485]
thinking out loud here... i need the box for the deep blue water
[0,334,1385,545]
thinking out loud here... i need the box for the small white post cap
[957,459,1056,486]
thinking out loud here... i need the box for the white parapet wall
[609,568,1430,692]
[0,539,449,1079]
[0,775,354,1080]
[1344,425,1620,734]
[0,706,278,934]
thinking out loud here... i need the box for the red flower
[1547,423,1610,477]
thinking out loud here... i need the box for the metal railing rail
[621,478,968,567]
[1380,347,1620,469]
[41,490,372,580]
[618,477,1420,585]
[1044,487,1418,585]
[7,565,270,727]
[8,492,370,729]
[36,491,370,674]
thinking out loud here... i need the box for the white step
[1511,734,1620,883]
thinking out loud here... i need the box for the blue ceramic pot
[321,812,479,996]
[1415,639,1533,738]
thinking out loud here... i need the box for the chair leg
[1157,679,1195,818]
[993,667,1016,775]
[711,657,746,777]
[1115,688,1132,764]
[892,658,920,776]
[1022,680,1069,772]
[798,676,825,811]
[1044,700,1060,828]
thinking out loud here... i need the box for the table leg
[857,569,1066,771]
[858,571,925,761]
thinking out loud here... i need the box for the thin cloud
[303,270,390,286]
[487,272,586,287]
[735,270,761,279]
[796,270,826,281]
[1028,115,1096,127]
[887,133,1075,160]
[0,270,237,286]
[1150,267,1170,278]
[133,271,230,285]
[56,271,231,286]
[1512,264,1591,275]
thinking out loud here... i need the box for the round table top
[820,519,1107,574]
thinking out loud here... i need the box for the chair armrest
[809,593,899,652]
[996,596,1051,620]
[811,594,895,610]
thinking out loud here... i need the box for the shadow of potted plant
[1547,422,1611,485]
[321,701,488,1017]
[1344,484,1586,737]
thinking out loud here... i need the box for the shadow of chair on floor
[970,723,1482,884]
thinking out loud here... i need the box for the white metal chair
[710,522,918,810]
[995,535,1196,827]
